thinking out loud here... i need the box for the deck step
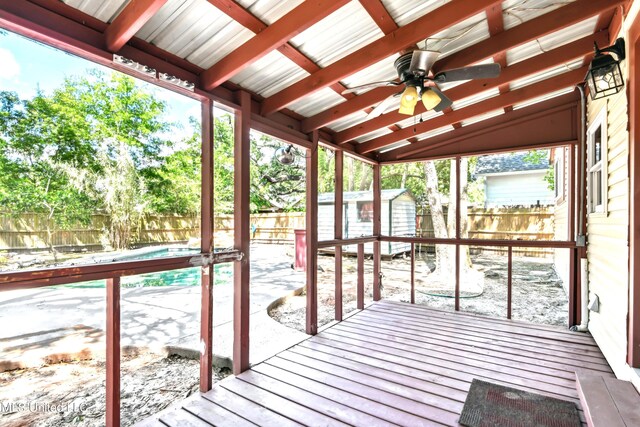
[575,373,640,427]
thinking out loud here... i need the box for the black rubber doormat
[459,379,581,427]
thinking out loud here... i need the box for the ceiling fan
[343,49,501,117]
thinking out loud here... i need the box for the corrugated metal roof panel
[382,0,451,27]
[328,111,371,133]
[287,87,346,117]
[414,125,454,142]
[63,0,129,23]
[289,2,383,68]
[138,0,254,69]
[506,16,598,65]
[340,54,400,92]
[502,0,574,31]
[512,87,575,110]
[509,58,584,90]
[236,0,304,25]
[379,141,411,153]
[230,50,309,97]
[426,12,490,58]
[452,87,501,110]
[354,127,393,144]
[460,109,505,127]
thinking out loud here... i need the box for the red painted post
[507,246,513,319]
[306,131,319,335]
[233,91,251,374]
[334,150,343,321]
[455,157,461,311]
[628,14,640,368]
[106,277,120,427]
[410,242,415,304]
[200,98,214,391]
[373,163,381,301]
[357,243,364,310]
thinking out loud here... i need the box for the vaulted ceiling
[0,0,630,162]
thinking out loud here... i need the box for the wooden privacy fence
[2,209,553,255]
[0,212,305,251]
[416,206,555,257]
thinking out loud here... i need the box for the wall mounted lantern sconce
[585,38,625,100]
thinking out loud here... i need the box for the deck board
[138,301,613,427]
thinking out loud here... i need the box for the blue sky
[0,30,200,137]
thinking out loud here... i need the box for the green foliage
[523,149,554,191]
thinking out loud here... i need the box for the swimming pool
[62,247,234,288]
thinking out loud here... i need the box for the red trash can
[294,229,306,271]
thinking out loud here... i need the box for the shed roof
[318,189,412,204]
[475,151,550,175]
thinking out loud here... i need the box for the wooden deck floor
[138,300,613,426]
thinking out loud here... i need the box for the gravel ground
[270,252,569,331]
[0,353,229,427]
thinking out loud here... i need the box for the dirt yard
[0,353,229,427]
[270,251,569,331]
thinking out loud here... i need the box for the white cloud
[0,48,20,80]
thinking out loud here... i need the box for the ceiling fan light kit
[347,48,501,118]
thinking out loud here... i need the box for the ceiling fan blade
[434,63,501,83]
[408,50,440,75]
[431,86,453,112]
[367,92,401,119]
[341,80,399,94]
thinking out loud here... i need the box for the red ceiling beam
[433,0,625,73]
[260,0,500,116]
[206,0,355,101]
[201,0,349,90]
[335,32,606,144]
[104,0,167,52]
[357,65,587,154]
[358,0,399,34]
[300,0,620,133]
[380,92,579,162]
[301,85,400,132]
[485,3,511,112]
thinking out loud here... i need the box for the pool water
[62,248,234,289]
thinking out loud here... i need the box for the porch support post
[199,98,214,391]
[455,156,461,311]
[306,130,319,335]
[106,277,121,427]
[334,150,344,321]
[568,132,579,326]
[233,90,251,374]
[357,243,365,310]
[372,163,382,301]
[628,15,640,367]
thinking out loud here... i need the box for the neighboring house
[475,151,554,207]
[318,189,415,256]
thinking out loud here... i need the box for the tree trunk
[401,163,408,188]
[424,161,454,277]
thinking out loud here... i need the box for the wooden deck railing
[0,250,242,426]
[317,235,577,326]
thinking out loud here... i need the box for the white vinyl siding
[483,171,554,207]
[586,81,629,378]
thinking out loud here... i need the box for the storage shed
[318,189,415,256]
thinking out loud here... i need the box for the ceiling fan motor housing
[394,52,415,81]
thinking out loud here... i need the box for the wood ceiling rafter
[301,0,624,135]
[357,0,405,133]
[201,0,350,90]
[205,0,356,101]
[485,3,511,113]
[104,0,168,52]
[357,65,588,154]
[432,0,625,73]
[260,0,501,116]
[379,92,579,163]
[334,31,608,145]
